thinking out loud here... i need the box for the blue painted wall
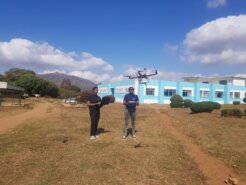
[98,80,246,104]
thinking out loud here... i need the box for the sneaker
[95,135,99,138]
[132,135,136,139]
[90,136,96,140]
[122,135,126,139]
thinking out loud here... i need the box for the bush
[170,94,183,102]
[170,94,183,108]
[221,109,243,118]
[243,97,246,103]
[212,102,221,109]
[0,93,3,106]
[233,101,241,105]
[184,99,194,108]
[190,102,214,113]
[78,90,93,103]
[170,101,184,108]
[202,101,221,109]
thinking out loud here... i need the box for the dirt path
[0,102,57,134]
[154,107,246,185]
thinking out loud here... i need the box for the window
[230,92,233,99]
[183,90,192,97]
[215,91,223,98]
[146,88,155,96]
[200,90,209,98]
[164,89,176,96]
[219,80,228,85]
[234,92,240,98]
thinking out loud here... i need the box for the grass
[165,104,246,177]
[0,103,207,185]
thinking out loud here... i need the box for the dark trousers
[89,107,100,136]
[124,109,136,136]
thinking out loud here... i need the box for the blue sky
[0,0,246,82]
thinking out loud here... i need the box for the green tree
[0,74,5,81]
[15,75,58,97]
[71,85,81,92]
[5,68,35,82]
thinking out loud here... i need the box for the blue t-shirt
[124,93,139,112]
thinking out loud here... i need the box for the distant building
[98,79,246,104]
[183,76,246,87]
[0,82,24,104]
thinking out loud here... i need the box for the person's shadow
[97,128,110,135]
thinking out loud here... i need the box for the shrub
[202,101,221,109]
[233,101,241,105]
[243,97,246,103]
[212,102,221,109]
[170,101,184,108]
[170,94,183,108]
[0,93,3,106]
[184,99,194,108]
[190,102,214,113]
[78,90,93,103]
[221,109,243,118]
[170,94,183,102]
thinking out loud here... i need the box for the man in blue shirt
[123,87,139,139]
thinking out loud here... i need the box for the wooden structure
[0,82,24,105]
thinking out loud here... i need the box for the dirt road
[0,102,56,134]
[155,106,246,185]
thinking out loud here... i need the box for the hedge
[184,99,194,108]
[243,97,246,103]
[190,102,214,113]
[170,101,184,108]
[170,94,183,108]
[170,94,183,102]
[221,109,243,118]
[233,101,241,105]
[202,101,221,109]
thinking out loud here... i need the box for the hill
[38,73,96,90]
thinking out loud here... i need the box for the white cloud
[207,0,227,8]
[40,70,67,74]
[110,75,125,82]
[0,38,115,83]
[0,38,114,72]
[164,43,179,54]
[69,70,111,83]
[122,65,191,81]
[182,15,246,65]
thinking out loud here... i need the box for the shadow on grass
[97,128,110,135]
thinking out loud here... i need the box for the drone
[124,68,158,82]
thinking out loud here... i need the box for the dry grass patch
[165,104,246,178]
[0,103,207,185]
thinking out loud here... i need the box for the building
[183,76,246,86]
[98,79,246,104]
[0,82,24,104]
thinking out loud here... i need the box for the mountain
[38,73,96,90]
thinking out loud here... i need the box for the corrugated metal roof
[0,82,24,91]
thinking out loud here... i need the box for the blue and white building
[98,78,246,104]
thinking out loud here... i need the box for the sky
[0,0,246,83]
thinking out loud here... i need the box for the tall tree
[5,68,36,82]
[16,74,58,97]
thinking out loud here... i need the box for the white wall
[232,79,245,86]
